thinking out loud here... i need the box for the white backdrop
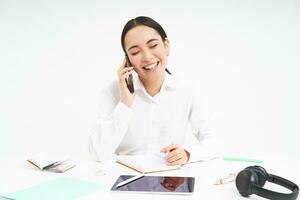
[1,0,299,158]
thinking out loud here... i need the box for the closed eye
[131,51,140,56]
[149,44,158,48]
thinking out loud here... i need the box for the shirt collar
[161,72,177,91]
[133,71,177,92]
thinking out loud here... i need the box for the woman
[89,16,219,165]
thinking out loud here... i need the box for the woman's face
[124,25,169,85]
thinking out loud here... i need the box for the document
[116,154,181,174]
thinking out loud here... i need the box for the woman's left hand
[161,144,190,165]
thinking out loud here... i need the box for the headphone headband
[269,174,299,192]
[236,166,299,200]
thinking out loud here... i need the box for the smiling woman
[89,16,220,165]
[124,25,169,96]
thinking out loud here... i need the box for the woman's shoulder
[173,73,207,102]
[173,74,196,93]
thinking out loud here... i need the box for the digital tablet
[111,175,195,195]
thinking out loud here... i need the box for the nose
[141,49,153,62]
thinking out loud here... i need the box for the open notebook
[27,152,75,173]
[116,154,181,174]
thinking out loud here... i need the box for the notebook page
[117,154,181,173]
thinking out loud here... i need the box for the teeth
[144,62,158,69]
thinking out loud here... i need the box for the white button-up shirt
[89,73,220,162]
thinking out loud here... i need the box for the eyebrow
[127,38,159,51]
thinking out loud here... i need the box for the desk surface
[0,154,299,200]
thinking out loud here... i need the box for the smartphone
[125,56,134,93]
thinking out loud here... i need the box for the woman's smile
[142,61,159,71]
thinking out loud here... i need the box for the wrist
[121,99,133,108]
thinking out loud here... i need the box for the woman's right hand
[118,58,135,107]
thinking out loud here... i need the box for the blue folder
[5,177,104,200]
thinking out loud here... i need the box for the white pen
[116,174,144,188]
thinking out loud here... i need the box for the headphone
[236,165,299,200]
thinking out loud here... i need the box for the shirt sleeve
[89,85,133,161]
[184,88,223,163]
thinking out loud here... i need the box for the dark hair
[121,16,171,75]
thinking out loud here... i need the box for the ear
[164,38,170,56]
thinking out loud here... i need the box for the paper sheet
[117,154,181,173]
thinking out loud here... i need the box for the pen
[223,157,263,163]
[116,174,144,188]
[42,161,62,170]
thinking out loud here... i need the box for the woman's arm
[89,87,133,161]
[89,59,135,161]
[185,88,222,163]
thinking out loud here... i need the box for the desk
[0,154,299,200]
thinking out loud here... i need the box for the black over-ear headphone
[236,166,299,200]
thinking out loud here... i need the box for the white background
[1,0,299,158]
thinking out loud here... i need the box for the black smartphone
[125,56,134,93]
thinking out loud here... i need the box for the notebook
[116,154,181,173]
[27,152,75,173]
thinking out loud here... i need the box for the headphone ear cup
[236,169,256,197]
[245,166,268,187]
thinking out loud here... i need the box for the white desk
[0,154,299,200]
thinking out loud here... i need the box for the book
[116,154,181,174]
[27,152,76,173]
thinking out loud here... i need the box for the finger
[166,149,181,160]
[167,151,183,163]
[167,151,189,165]
[119,74,134,89]
[118,67,134,77]
[161,144,179,153]
[168,158,186,165]
[166,150,182,162]
[118,58,127,70]
[118,68,133,81]
[167,155,186,165]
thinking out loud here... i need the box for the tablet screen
[111,175,195,195]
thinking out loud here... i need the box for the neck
[142,74,165,97]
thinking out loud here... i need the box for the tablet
[111,175,195,195]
